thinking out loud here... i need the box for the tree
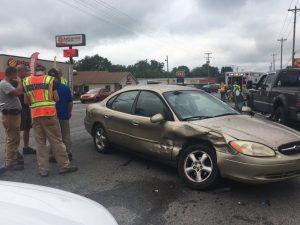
[221,66,233,74]
[74,54,112,71]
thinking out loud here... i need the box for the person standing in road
[16,65,36,155]
[0,67,24,170]
[219,82,226,102]
[23,65,77,177]
[48,68,73,162]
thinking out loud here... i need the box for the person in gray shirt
[0,67,23,171]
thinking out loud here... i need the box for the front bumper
[217,151,300,183]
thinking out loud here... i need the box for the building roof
[73,71,136,85]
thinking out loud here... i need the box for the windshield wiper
[182,116,212,121]
[213,113,238,118]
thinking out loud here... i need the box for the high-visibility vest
[220,85,225,93]
[61,77,68,85]
[233,84,241,92]
[23,75,56,118]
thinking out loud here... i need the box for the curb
[73,101,81,104]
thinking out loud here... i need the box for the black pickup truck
[247,68,300,124]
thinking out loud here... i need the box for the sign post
[55,34,86,94]
[176,71,185,84]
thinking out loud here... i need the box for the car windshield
[86,89,99,94]
[164,90,239,121]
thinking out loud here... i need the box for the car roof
[122,84,198,94]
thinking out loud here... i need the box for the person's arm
[53,90,60,102]
[7,77,22,96]
[24,93,31,106]
[52,80,59,102]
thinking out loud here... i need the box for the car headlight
[229,141,275,157]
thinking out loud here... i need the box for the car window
[164,90,238,121]
[110,91,139,114]
[257,75,267,89]
[106,95,118,108]
[134,91,171,119]
[276,70,300,87]
[264,74,276,91]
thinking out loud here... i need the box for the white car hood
[0,181,118,225]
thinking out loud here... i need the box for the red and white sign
[30,52,39,75]
[176,71,185,78]
[56,34,86,47]
[63,49,79,58]
[293,58,300,68]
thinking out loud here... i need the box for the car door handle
[131,121,139,126]
[104,115,110,119]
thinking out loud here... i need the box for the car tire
[93,124,111,154]
[178,144,219,190]
[274,106,287,124]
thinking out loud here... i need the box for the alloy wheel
[183,150,213,183]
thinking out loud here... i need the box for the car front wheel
[178,144,219,190]
[93,124,111,153]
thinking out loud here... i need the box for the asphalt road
[1,103,300,225]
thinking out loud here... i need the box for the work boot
[17,152,24,165]
[23,147,36,154]
[5,164,24,171]
[59,166,78,175]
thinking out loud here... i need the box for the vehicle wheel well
[177,139,216,164]
[92,122,103,136]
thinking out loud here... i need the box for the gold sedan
[84,85,300,189]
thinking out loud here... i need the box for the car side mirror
[150,113,165,123]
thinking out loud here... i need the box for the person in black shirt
[16,65,36,155]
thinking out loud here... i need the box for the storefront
[0,54,70,80]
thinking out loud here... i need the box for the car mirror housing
[150,113,165,123]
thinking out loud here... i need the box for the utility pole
[204,53,212,83]
[288,6,300,65]
[270,62,273,72]
[277,38,287,69]
[165,56,169,84]
[271,53,276,71]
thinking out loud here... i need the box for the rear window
[276,70,300,87]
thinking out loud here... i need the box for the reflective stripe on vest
[23,75,57,118]
[61,77,68,85]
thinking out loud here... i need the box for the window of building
[105,85,111,91]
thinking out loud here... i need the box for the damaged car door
[129,91,176,160]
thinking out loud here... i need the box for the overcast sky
[0,0,299,72]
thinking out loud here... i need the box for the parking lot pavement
[1,103,300,225]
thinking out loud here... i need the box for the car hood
[0,181,118,225]
[189,115,300,148]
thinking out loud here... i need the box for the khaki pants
[32,116,70,173]
[2,114,21,166]
[59,120,71,155]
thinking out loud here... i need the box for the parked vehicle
[0,181,118,225]
[80,88,112,103]
[84,85,300,190]
[201,83,219,93]
[247,68,300,124]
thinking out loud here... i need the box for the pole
[205,53,212,84]
[165,55,169,84]
[277,38,287,69]
[271,53,276,71]
[288,6,300,65]
[69,46,74,95]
